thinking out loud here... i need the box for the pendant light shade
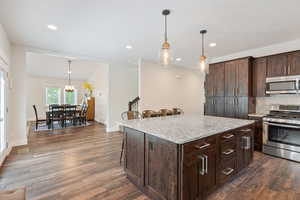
[199,30,209,74]
[65,60,75,93]
[159,9,172,66]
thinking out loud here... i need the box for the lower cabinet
[182,136,217,200]
[205,97,225,117]
[236,127,254,171]
[224,97,251,119]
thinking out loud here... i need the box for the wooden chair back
[121,111,141,120]
[33,105,39,121]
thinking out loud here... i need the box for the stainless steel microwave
[266,75,300,94]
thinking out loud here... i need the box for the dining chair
[142,110,157,118]
[49,105,65,129]
[64,105,77,126]
[77,104,88,125]
[120,111,142,165]
[172,108,184,115]
[32,105,46,130]
[159,109,173,116]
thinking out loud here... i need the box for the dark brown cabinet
[224,97,251,119]
[236,128,254,171]
[253,57,267,97]
[287,51,300,75]
[225,58,251,97]
[125,124,254,200]
[205,63,225,97]
[267,54,288,77]
[205,97,224,117]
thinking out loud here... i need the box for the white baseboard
[0,146,12,167]
[106,125,120,132]
[11,138,27,147]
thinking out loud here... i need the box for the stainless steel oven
[263,121,300,162]
[266,75,300,94]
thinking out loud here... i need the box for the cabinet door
[225,61,237,96]
[224,97,236,118]
[214,63,225,96]
[236,128,254,172]
[198,148,217,197]
[267,54,288,77]
[287,51,300,76]
[215,97,225,117]
[253,57,267,97]
[236,97,248,119]
[205,66,215,97]
[145,135,178,200]
[182,162,200,200]
[204,97,215,116]
[236,59,250,96]
[125,128,145,186]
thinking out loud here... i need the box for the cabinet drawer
[237,126,254,135]
[220,142,236,161]
[218,159,236,185]
[220,131,235,143]
[184,135,216,155]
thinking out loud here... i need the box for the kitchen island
[120,115,255,200]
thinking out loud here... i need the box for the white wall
[88,64,109,125]
[26,75,86,121]
[0,24,11,165]
[139,60,205,114]
[0,24,10,68]
[107,63,138,132]
[9,45,27,146]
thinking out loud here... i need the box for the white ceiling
[1,0,300,67]
[26,52,105,80]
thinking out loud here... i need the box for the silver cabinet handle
[222,134,234,139]
[195,143,210,149]
[198,155,205,175]
[204,154,208,174]
[242,136,251,150]
[222,149,234,155]
[222,168,234,176]
[240,128,252,132]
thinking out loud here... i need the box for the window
[64,90,77,105]
[46,87,61,105]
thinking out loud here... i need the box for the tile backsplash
[256,94,300,114]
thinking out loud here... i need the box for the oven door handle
[263,122,300,129]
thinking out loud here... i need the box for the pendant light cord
[164,15,168,42]
[68,60,71,85]
[202,33,204,57]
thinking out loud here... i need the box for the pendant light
[199,30,209,74]
[65,60,75,92]
[159,9,172,66]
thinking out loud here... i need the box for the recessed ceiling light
[209,43,217,47]
[47,24,58,31]
[68,71,72,74]
[176,58,182,61]
[126,45,132,49]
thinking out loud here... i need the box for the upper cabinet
[267,51,300,77]
[253,57,267,97]
[287,51,300,76]
[205,63,225,97]
[225,58,251,97]
[266,54,287,77]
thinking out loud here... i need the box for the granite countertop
[119,114,254,144]
[248,113,267,118]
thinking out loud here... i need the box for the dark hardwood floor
[0,123,299,200]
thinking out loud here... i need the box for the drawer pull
[197,155,205,175]
[240,128,252,132]
[222,168,234,176]
[222,149,234,155]
[195,143,210,149]
[222,134,234,139]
